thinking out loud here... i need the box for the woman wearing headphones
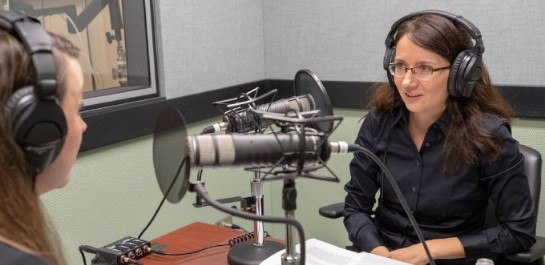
[344,11,536,265]
[0,13,86,265]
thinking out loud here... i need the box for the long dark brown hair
[371,14,514,173]
[0,31,79,265]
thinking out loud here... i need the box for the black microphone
[186,132,353,168]
[202,69,334,134]
[203,94,316,134]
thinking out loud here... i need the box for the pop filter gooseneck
[294,69,333,133]
[153,107,190,203]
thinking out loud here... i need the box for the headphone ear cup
[383,47,396,89]
[4,86,35,126]
[448,50,469,97]
[448,50,481,98]
[4,86,67,173]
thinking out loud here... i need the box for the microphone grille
[287,95,315,112]
[215,135,236,165]
[196,135,215,166]
[188,135,235,167]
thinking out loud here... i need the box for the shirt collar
[434,110,451,134]
[391,106,451,134]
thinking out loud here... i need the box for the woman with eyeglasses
[343,11,536,265]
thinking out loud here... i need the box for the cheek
[393,77,403,89]
[428,80,450,106]
[66,117,83,151]
[426,74,449,94]
[437,80,450,99]
[59,113,84,165]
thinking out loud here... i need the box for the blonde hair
[0,31,80,265]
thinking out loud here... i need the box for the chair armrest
[506,235,545,263]
[319,202,345,219]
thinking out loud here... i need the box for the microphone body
[215,94,316,133]
[187,132,333,169]
[256,94,315,113]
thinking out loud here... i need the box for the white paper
[260,238,410,265]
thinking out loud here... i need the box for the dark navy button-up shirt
[344,107,536,262]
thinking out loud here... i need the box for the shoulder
[363,107,391,121]
[355,107,399,146]
[0,242,51,265]
[481,113,511,137]
[361,107,397,131]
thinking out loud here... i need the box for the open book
[260,238,410,265]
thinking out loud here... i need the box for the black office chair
[319,144,545,265]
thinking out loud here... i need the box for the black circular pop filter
[294,69,334,133]
[153,107,190,203]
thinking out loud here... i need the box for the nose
[400,69,417,89]
[80,116,88,133]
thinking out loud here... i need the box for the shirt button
[411,186,416,192]
[416,162,420,167]
[425,142,430,147]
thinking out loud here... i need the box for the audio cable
[350,144,436,265]
[150,243,229,256]
[137,157,187,239]
[79,245,97,265]
[148,231,259,257]
[139,125,211,239]
[228,232,255,247]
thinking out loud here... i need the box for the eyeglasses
[388,63,450,81]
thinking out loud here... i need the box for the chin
[56,173,72,189]
[404,104,424,113]
[35,172,72,195]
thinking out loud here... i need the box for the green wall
[41,108,545,264]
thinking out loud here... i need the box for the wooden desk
[139,222,254,265]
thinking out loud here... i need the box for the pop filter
[294,69,333,133]
[153,107,190,203]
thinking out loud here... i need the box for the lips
[404,92,422,98]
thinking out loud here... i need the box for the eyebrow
[394,59,438,65]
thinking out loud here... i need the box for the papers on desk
[260,238,410,265]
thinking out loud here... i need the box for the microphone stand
[227,173,285,265]
[281,178,300,265]
[251,175,266,245]
[190,181,307,265]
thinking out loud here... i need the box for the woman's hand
[371,245,392,258]
[390,243,429,265]
[389,237,465,264]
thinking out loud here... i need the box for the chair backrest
[520,144,543,217]
[484,144,542,228]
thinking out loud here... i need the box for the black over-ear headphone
[0,11,67,174]
[383,10,485,98]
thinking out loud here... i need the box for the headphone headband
[0,12,58,100]
[383,10,485,98]
[385,10,484,56]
